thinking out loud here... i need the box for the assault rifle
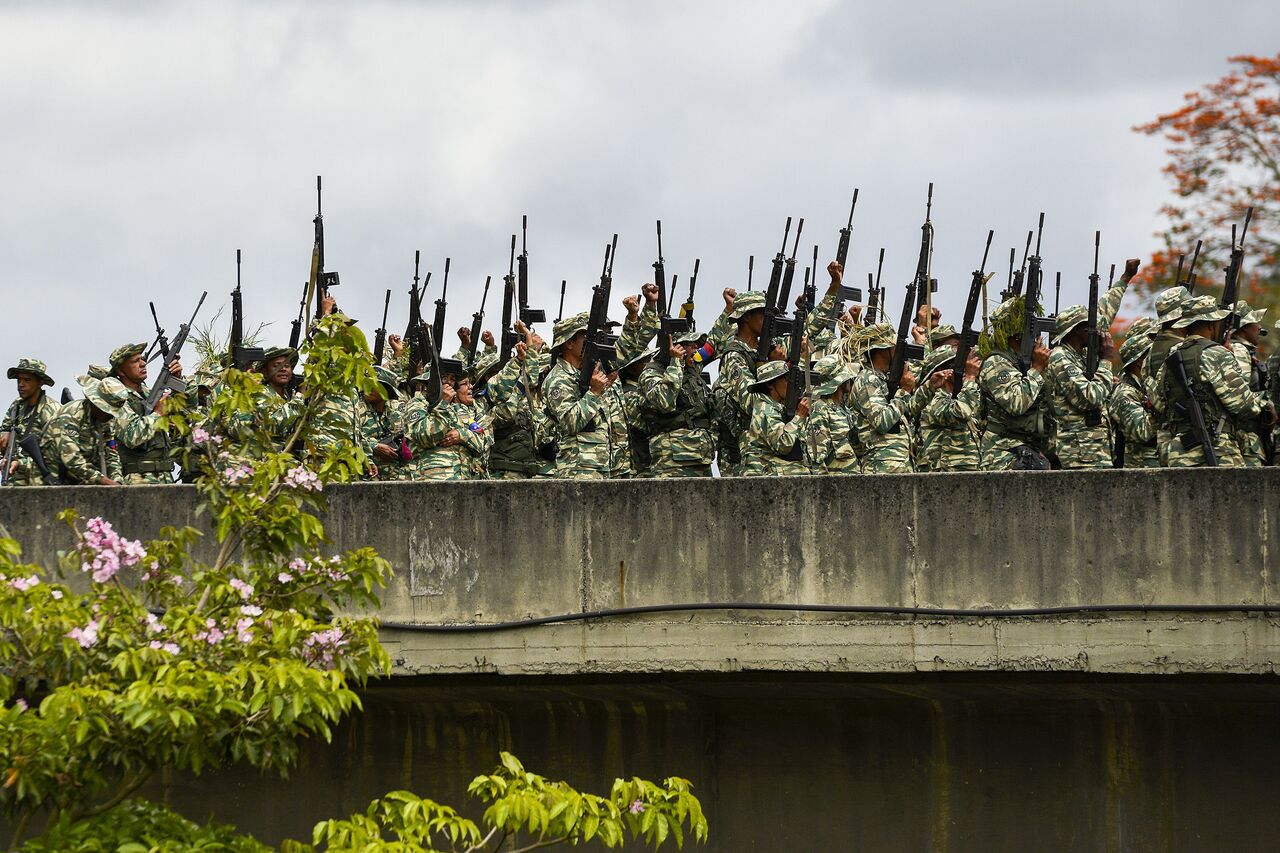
[1167,348,1218,467]
[782,277,815,422]
[747,256,754,291]
[432,257,451,348]
[1003,246,1016,301]
[556,280,566,323]
[496,234,520,370]
[145,290,207,410]
[828,193,864,331]
[578,235,619,394]
[654,221,691,367]
[775,219,804,337]
[372,289,392,366]
[517,216,546,327]
[951,230,994,396]
[756,218,800,361]
[17,434,58,485]
[404,251,431,391]
[308,176,340,325]
[146,302,170,364]
[1183,239,1203,294]
[886,191,934,400]
[468,276,492,364]
[1018,213,1055,374]
[1081,232,1103,427]
[1218,207,1254,344]
[865,248,885,325]
[680,258,699,321]
[289,280,307,351]
[230,249,265,370]
[911,183,937,320]
[1053,273,1061,316]
[1011,230,1033,298]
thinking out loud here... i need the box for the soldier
[108,343,183,484]
[740,360,811,476]
[608,347,657,478]
[617,284,660,363]
[1,358,61,486]
[848,323,942,474]
[639,331,717,478]
[1226,301,1270,467]
[485,322,557,480]
[361,366,411,481]
[1045,306,1118,468]
[542,312,615,479]
[804,356,860,474]
[404,359,467,480]
[710,289,783,476]
[915,346,982,472]
[976,297,1053,470]
[240,346,303,449]
[453,371,493,479]
[1143,287,1190,386]
[1109,334,1159,468]
[1153,295,1276,467]
[49,377,125,485]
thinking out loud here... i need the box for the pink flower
[191,427,210,445]
[629,800,646,815]
[240,604,263,617]
[14,699,27,712]
[145,612,165,634]
[235,617,255,643]
[229,578,253,600]
[67,620,100,649]
[277,572,293,583]
[284,466,321,492]
[149,640,179,655]
[79,518,146,584]
[195,618,225,645]
[9,575,39,592]
[302,626,347,669]
[222,463,253,485]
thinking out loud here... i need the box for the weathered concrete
[2,470,1277,677]
[154,673,1280,852]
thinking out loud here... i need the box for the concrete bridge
[3,471,1278,851]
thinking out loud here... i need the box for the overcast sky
[2,0,1277,390]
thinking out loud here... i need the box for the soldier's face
[15,372,41,400]
[564,333,585,359]
[457,379,474,405]
[119,353,147,383]
[1239,323,1261,346]
[743,310,765,335]
[265,356,293,386]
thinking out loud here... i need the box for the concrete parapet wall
[3,470,1277,676]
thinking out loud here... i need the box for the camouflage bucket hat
[810,353,843,381]
[552,312,590,350]
[1119,333,1152,369]
[194,370,220,390]
[78,376,127,415]
[1051,305,1088,344]
[749,359,790,389]
[86,364,111,380]
[373,366,400,400]
[729,291,767,320]
[1173,294,1230,329]
[1125,316,1157,341]
[109,343,147,369]
[865,322,896,351]
[674,328,706,345]
[1233,301,1268,332]
[7,357,54,386]
[1154,286,1190,324]
[929,324,959,345]
[813,363,856,397]
[617,347,657,372]
[261,346,299,365]
[921,346,957,378]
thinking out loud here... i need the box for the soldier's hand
[800,336,813,359]
[915,304,941,328]
[167,358,184,379]
[1100,332,1117,360]
[722,288,736,314]
[668,340,683,360]
[442,429,461,447]
[373,443,399,462]
[0,433,8,453]
[843,305,863,326]
[622,294,640,321]
[481,330,495,348]
[642,283,659,305]
[929,369,952,390]
[1031,341,1051,372]
[441,382,457,403]
[98,476,119,486]
[516,341,529,362]
[388,334,404,357]
[367,462,380,478]
[529,330,545,349]
[964,352,981,380]
[1123,258,1141,280]
[514,320,528,336]
[827,260,843,288]
[589,365,610,395]
[320,294,336,316]
[457,327,471,346]
[796,397,812,419]
[6,458,16,477]
[900,367,918,394]
[911,324,927,345]
[150,390,170,414]
[769,344,787,361]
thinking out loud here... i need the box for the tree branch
[73,769,153,821]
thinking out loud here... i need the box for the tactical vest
[1160,336,1228,442]
[1145,331,1181,386]
[647,366,713,436]
[119,390,173,476]
[980,350,1051,449]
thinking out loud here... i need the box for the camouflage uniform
[1227,303,1269,468]
[2,358,60,486]
[1108,330,1158,468]
[359,368,411,481]
[1141,289,1191,465]
[617,303,658,363]
[710,291,767,476]
[543,313,613,479]
[306,393,362,459]
[914,347,982,472]
[804,361,860,474]
[848,324,933,474]
[1044,307,1117,469]
[106,344,177,484]
[1153,297,1270,468]
[454,401,493,479]
[740,361,809,476]
[639,342,716,478]
[485,349,556,479]
[49,379,125,484]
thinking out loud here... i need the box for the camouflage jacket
[50,400,122,484]
[358,398,409,481]
[617,304,659,363]
[2,393,61,485]
[1045,345,1115,469]
[916,380,983,472]
[741,393,808,476]
[710,338,758,470]
[978,351,1050,469]
[639,358,715,475]
[404,397,467,480]
[1109,373,1158,468]
[848,366,932,473]
[1153,336,1267,467]
[805,396,859,474]
[542,359,612,479]
[454,401,493,479]
[484,350,556,477]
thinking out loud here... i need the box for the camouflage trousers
[1234,430,1266,468]
[1051,422,1114,469]
[122,471,175,485]
[1166,434,1245,468]
[859,437,912,474]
